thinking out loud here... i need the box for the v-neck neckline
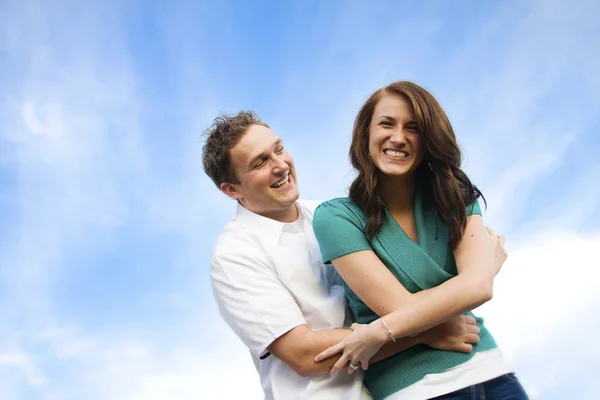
[383,185,423,247]
[375,194,453,291]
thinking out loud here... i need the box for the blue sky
[1,0,599,398]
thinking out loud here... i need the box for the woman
[312,81,528,399]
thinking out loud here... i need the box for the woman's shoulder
[314,197,368,224]
[316,197,364,215]
[318,196,353,208]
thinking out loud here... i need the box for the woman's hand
[314,321,387,375]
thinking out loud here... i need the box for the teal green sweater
[312,189,497,400]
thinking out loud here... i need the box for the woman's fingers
[330,352,349,376]
[347,358,360,375]
[360,358,369,371]
[315,342,344,362]
[346,358,370,374]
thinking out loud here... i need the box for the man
[203,111,482,399]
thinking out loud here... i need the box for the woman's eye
[407,125,420,133]
[379,121,393,127]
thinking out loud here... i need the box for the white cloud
[476,230,600,397]
[0,319,263,399]
[0,353,45,387]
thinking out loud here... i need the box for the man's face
[222,124,299,220]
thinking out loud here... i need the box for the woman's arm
[315,215,506,373]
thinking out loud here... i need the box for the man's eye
[254,160,266,169]
[275,146,284,154]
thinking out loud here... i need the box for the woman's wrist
[368,318,393,345]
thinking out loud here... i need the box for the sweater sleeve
[466,199,482,216]
[312,199,373,264]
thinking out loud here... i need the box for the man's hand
[485,226,507,276]
[417,315,480,353]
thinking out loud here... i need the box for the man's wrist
[411,331,426,346]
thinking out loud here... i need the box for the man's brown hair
[202,111,268,188]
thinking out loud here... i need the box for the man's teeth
[384,149,409,158]
[273,175,290,188]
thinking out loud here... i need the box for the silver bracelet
[381,318,396,342]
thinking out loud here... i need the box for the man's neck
[253,204,299,223]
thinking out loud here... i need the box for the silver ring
[349,363,358,370]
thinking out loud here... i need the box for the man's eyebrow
[248,139,283,167]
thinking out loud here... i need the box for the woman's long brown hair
[349,81,485,249]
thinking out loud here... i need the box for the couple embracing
[203,81,528,400]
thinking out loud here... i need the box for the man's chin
[279,194,299,207]
[270,185,299,201]
[288,189,300,203]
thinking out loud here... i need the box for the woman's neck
[378,173,416,213]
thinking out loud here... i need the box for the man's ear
[220,181,243,202]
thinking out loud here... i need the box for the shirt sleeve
[211,249,306,358]
[312,200,373,264]
[466,198,482,216]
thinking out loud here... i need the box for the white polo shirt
[211,200,370,400]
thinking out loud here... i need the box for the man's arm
[268,325,349,377]
[268,325,420,376]
[270,314,480,376]
[212,247,361,377]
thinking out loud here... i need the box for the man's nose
[272,156,289,175]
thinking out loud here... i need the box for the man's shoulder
[212,220,266,261]
[297,198,323,214]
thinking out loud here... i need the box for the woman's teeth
[384,149,408,158]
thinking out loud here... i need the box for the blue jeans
[431,374,529,399]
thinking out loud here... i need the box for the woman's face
[368,93,424,178]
